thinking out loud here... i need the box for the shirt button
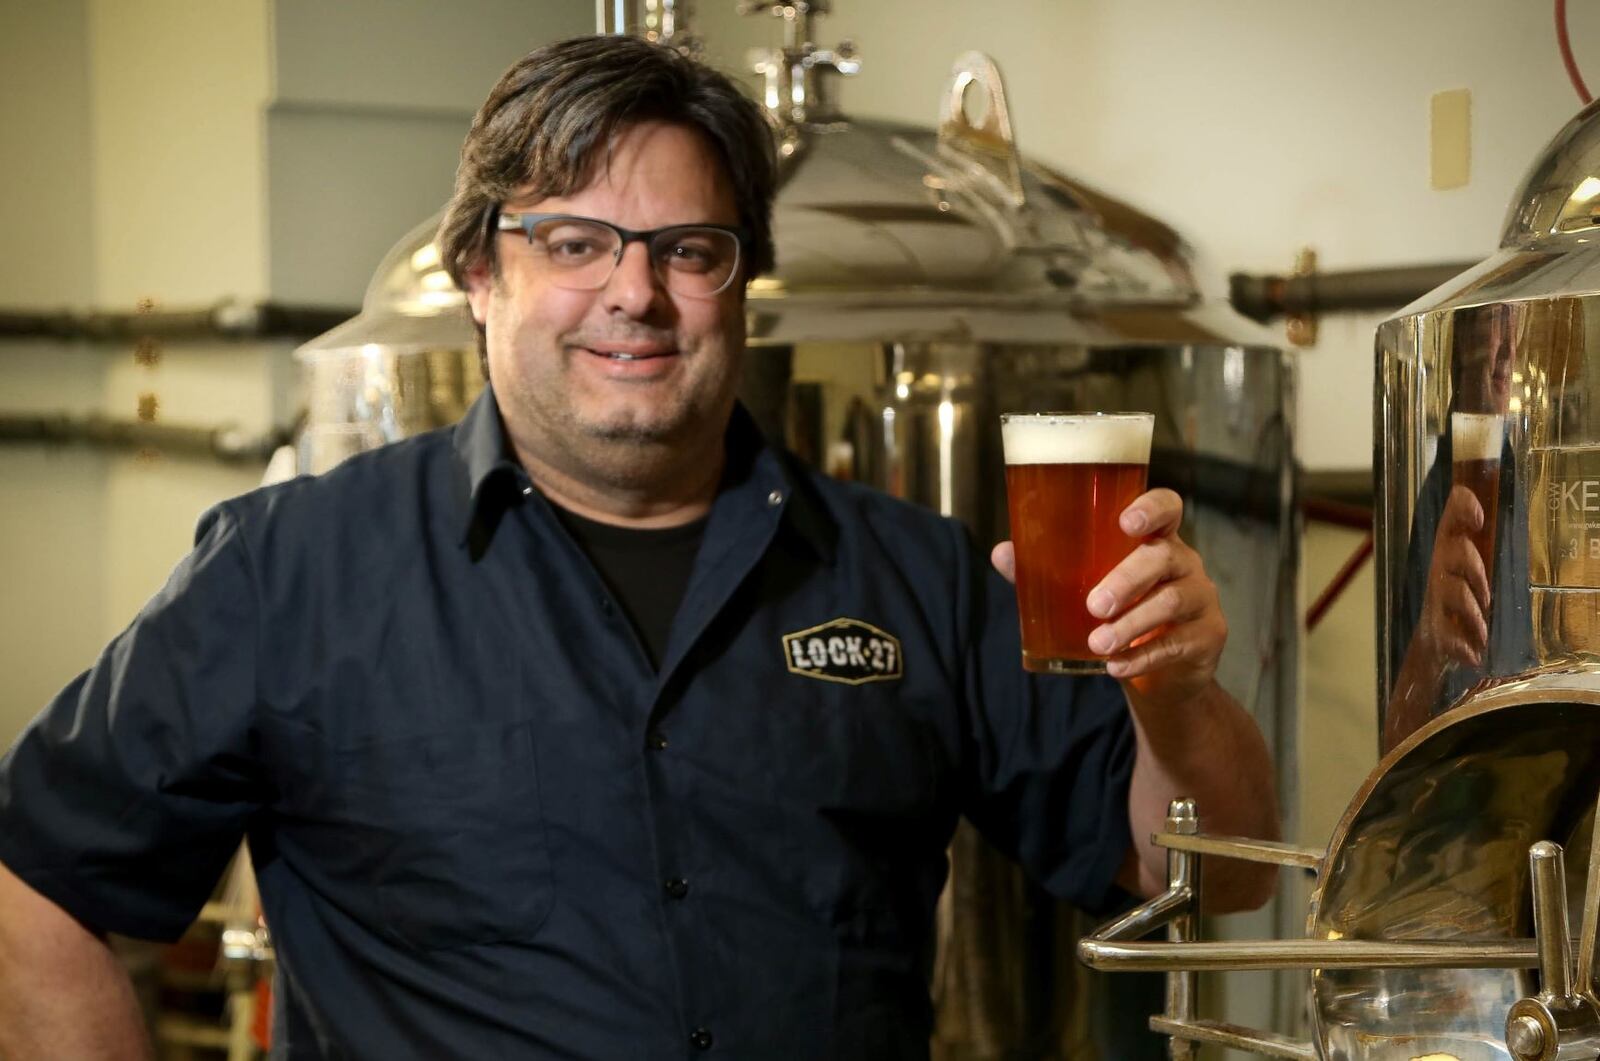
[689,1028,714,1051]
[767,489,783,507]
[664,877,689,900]
[647,731,668,750]
[521,486,533,497]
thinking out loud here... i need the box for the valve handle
[1505,793,1600,1061]
[1530,841,1576,1003]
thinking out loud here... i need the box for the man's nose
[601,241,665,317]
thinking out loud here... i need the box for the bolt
[1506,1014,1546,1059]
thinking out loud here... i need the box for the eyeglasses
[495,211,748,297]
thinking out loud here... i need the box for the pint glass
[1452,411,1503,589]
[1001,412,1154,674]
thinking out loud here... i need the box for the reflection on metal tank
[291,5,1301,1057]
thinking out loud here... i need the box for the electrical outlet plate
[1431,88,1472,191]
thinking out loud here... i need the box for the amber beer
[1001,413,1153,674]
[1452,412,1503,590]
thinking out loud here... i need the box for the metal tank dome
[745,47,1260,348]
[292,214,480,474]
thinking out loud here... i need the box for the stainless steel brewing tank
[1361,90,1600,1059]
[741,51,1300,1059]
[1376,96,1600,755]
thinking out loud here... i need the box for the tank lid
[1380,100,1600,325]
[1501,97,1600,248]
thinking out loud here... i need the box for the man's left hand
[991,487,1225,709]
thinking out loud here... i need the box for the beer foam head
[1451,412,1505,461]
[1000,413,1153,465]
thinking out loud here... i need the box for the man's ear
[463,263,493,327]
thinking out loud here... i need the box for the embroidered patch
[783,618,903,685]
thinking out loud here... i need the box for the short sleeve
[952,523,1136,915]
[0,504,268,940]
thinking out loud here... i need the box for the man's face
[465,121,746,486]
[1457,307,1515,414]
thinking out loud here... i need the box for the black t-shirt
[551,505,707,669]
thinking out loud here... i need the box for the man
[1384,302,1529,750]
[0,35,1278,1060]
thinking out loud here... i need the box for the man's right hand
[0,859,154,1060]
[1417,484,1492,669]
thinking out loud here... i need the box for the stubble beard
[511,364,735,494]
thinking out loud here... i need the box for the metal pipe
[1164,799,1199,1061]
[0,300,355,342]
[1147,1017,1316,1061]
[1148,448,1288,525]
[1301,495,1372,531]
[1151,832,1323,870]
[1092,885,1192,944]
[1077,937,1541,973]
[596,0,632,33]
[0,413,289,464]
[1228,262,1478,324]
[596,0,692,44]
[1531,841,1575,1003]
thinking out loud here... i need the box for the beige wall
[87,0,273,305]
[1,0,104,734]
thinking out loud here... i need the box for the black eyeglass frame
[493,210,751,296]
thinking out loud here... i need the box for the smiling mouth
[581,346,678,362]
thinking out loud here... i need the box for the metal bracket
[1285,247,1318,347]
[936,52,1025,209]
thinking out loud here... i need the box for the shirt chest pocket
[308,720,554,951]
[759,681,952,935]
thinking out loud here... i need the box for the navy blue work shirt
[0,386,1135,1060]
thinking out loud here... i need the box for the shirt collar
[450,384,836,563]
[451,383,526,549]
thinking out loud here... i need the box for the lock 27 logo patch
[783,618,903,685]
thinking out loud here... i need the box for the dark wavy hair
[438,34,777,294]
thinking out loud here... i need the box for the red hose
[1558,0,1594,104]
[1305,532,1374,632]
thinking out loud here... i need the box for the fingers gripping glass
[496,211,748,297]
